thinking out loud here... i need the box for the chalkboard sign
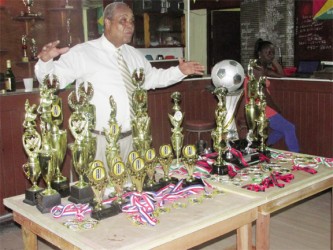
[295,1,333,62]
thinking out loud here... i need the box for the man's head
[103,2,135,48]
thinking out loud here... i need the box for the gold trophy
[21,35,29,62]
[245,59,270,155]
[211,87,229,175]
[158,144,178,184]
[131,68,152,158]
[67,90,94,204]
[37,148,61,213]
[21,0,41,17]
[182,144,202,186]
[168,92,184,167]
[22,100,43,205]
[129,157,146,192]
[108,161,127,205]
[126,151,139,191]
[144,148,162,191]
[88,160,120,220]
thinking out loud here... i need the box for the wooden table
[4,190,261,250]
[208,150,333,250]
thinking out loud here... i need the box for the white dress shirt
[35,35,185,132]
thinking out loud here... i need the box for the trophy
[129,157,146,192]
[88,160,120,220]
[21,0,41,17]
[245,59,270,156]
[211,87,229,175]
[143,148,162,191]
[168,91,184,167]
[22,100,43,205]
[30,38,38,61]
[108,161,127,205]
[126,151,139,190]
[67,90,94,204]
[158,144,178,184]
[182,145,203,186]
[21,35,29,62]
[37,149,61,213]
[131,68,152,157]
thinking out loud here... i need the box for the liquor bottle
[5,60,16,92]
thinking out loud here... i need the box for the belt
[92,129,132,139]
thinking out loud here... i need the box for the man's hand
[38,40,70,62]
[178,58,205,76]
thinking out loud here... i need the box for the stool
[184,119,215,144]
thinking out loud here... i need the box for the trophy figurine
[158,144,178,184]
[129,157,146,193]
[211,87,229,175]
[182,145,202,186]
[108,161,127,205]
[143,148,162,191]
[89,160,120,220]
[168,91,184,167]
[22,100,43,205]
[126,151,139,191]
[131,68,152,157]
[21,35,29,62]
[37,149,61,213]
[30,38,38,61]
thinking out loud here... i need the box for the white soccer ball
[211,60,245,92]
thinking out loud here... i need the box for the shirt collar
[101,34,125,54]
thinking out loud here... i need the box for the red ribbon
[230,148,249,167]
[292,165,317,174]
[259,153,271,163]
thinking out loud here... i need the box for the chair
[184,119,215,144]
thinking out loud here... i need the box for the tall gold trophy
[67,89,94,204]
[168,92,184,167]
[22,100,43,205]
[245,59,270,155]
[131,68,152,158]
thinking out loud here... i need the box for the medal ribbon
[292,165,317,174]
[230,148,249,167]
[51,203,92,221]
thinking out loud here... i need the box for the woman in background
[244,38,300,153]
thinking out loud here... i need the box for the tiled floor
[0,190,330,250]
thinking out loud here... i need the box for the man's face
[105,5,135,47]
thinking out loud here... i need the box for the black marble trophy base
[183,178,205,187]
[36,192,61,213]
[51,180,70,198]
[91,204,122,220]
[68,185,94,204]
[23,188,44,206]
[211,164,229,175]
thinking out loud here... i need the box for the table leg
[256,212,270,250]
[22,225,37,250]
[237,223,252,250]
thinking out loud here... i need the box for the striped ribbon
[51,203,92,221]
[116,48,135,119]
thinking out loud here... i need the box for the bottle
[5,60,16,92]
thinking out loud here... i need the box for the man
[35,2,205,164]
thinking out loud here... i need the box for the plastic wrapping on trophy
[158,144,178,184]
[129,157,146,192]
[143,148,163,191]
[169,91,184,167]
[37,149,61,213]
[182,145,204,187]
[89,161,121,220]
[108,161,127,205]
[22,100,44,205]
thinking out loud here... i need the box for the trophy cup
[21,35,29,62]
[129,157,146,193]
[108,161,127,205]
[158,144,178,184]
[22,100,43,205]
[37,148,61,213]
[67,90,94,204]
[182,144,203,186]
[131,68,152,158]
[21,0,41,17]
[88,160,120,220]
[168,91,184,167]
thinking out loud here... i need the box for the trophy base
[183,178,205,187]
[91,204,122,221]
[211,164,229,176]
[68,185,94,204]
[23,188,44,206]
[36,192,61,214]
[159,176,179,186]
[51,180,70,198]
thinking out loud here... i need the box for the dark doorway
[209,10,240,73]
